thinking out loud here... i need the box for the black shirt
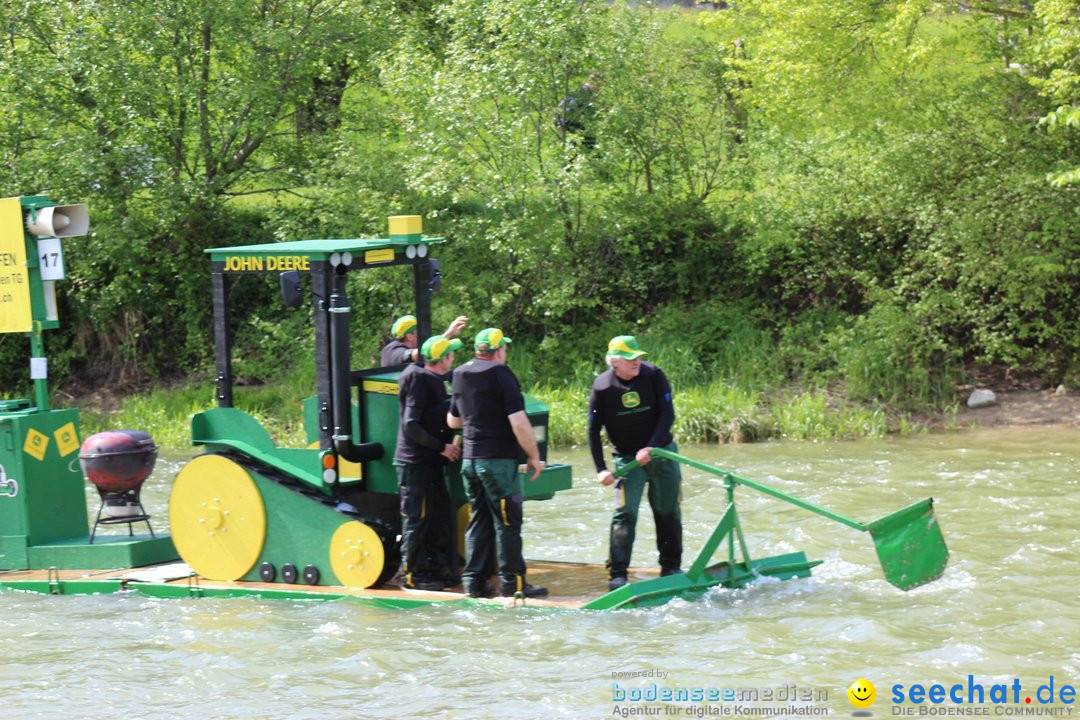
[448,358,526,459]
[380,339,413,367]
[394,364,454,465]
[587,362,675,472]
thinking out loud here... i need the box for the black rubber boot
[464,582,496,598]
[500,582,549,598]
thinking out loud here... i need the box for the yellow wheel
[169,455,267,581]
[329,520,386,588]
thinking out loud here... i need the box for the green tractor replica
[169,215,572,590]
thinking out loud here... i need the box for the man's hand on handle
[441,443,461,462]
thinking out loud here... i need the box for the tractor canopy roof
[204,235,445,263]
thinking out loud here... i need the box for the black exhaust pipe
[329,268,383,464]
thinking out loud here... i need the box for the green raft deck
[0,553,818,610]
[0,450,947,610]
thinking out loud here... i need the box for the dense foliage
[1,0,1078,442]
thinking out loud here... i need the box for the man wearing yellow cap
[447,327,547,599]
[380,313,468,367]
[394,334,464,591]
[587,335,682,590]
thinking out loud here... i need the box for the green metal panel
[868,499,949,590]
[523,463,572,500]
[0,577,477,608]
[0,580,126,596]
[27,535,177,570]
[522,393,552,462]
[192,407,275,451]
[581,552,821,610]
[0,421,26,551]
[0,408,87,557]
[239,468,345,585]
[0,535,28,568]
[360,373,403,494]
[192,407,326,492]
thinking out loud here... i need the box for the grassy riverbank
[77,325,942,454]
[79,379,921,455]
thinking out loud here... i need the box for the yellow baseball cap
[607,335,646,359]
[475,327,512,352]
[421,335,463,361]
[391,314,418,338]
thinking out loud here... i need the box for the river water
[2,427,1078,719]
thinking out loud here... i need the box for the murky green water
[3,427,1079,719]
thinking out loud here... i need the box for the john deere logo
[622,392,641,409]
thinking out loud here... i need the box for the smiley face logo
[848,678,876,709]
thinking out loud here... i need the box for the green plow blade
[623,448,949,594]
[867,498,949,590]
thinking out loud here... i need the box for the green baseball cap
[475,327,512,352]
[391,314,417,338]
[421,334,463,362]
[607,335,646,359]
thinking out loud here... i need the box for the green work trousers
[608,442,683,579]
[395,461,455,584]
[461,458,527,594]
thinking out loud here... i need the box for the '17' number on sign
[37,238,64,281]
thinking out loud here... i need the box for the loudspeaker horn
[25,204,90,238]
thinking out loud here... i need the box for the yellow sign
[362,380,398,395]
[388,215,422,236]
[55,422,80,457]
[0,197,32,334]
[23,428,49,461]
[222,255,310,273]
[363,248,395,264]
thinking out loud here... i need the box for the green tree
[1031,0,1080,185]
[702,0,1080,394]
[383,0,749,336]
[0,0,393,384]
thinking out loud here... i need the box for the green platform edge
[0,554,816,610]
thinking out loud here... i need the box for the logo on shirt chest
[621,391,641,409]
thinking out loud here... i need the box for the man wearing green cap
[380,314,469,367]
[587,335,683,590]
[447,327,548,599]
[394,334,464,591]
